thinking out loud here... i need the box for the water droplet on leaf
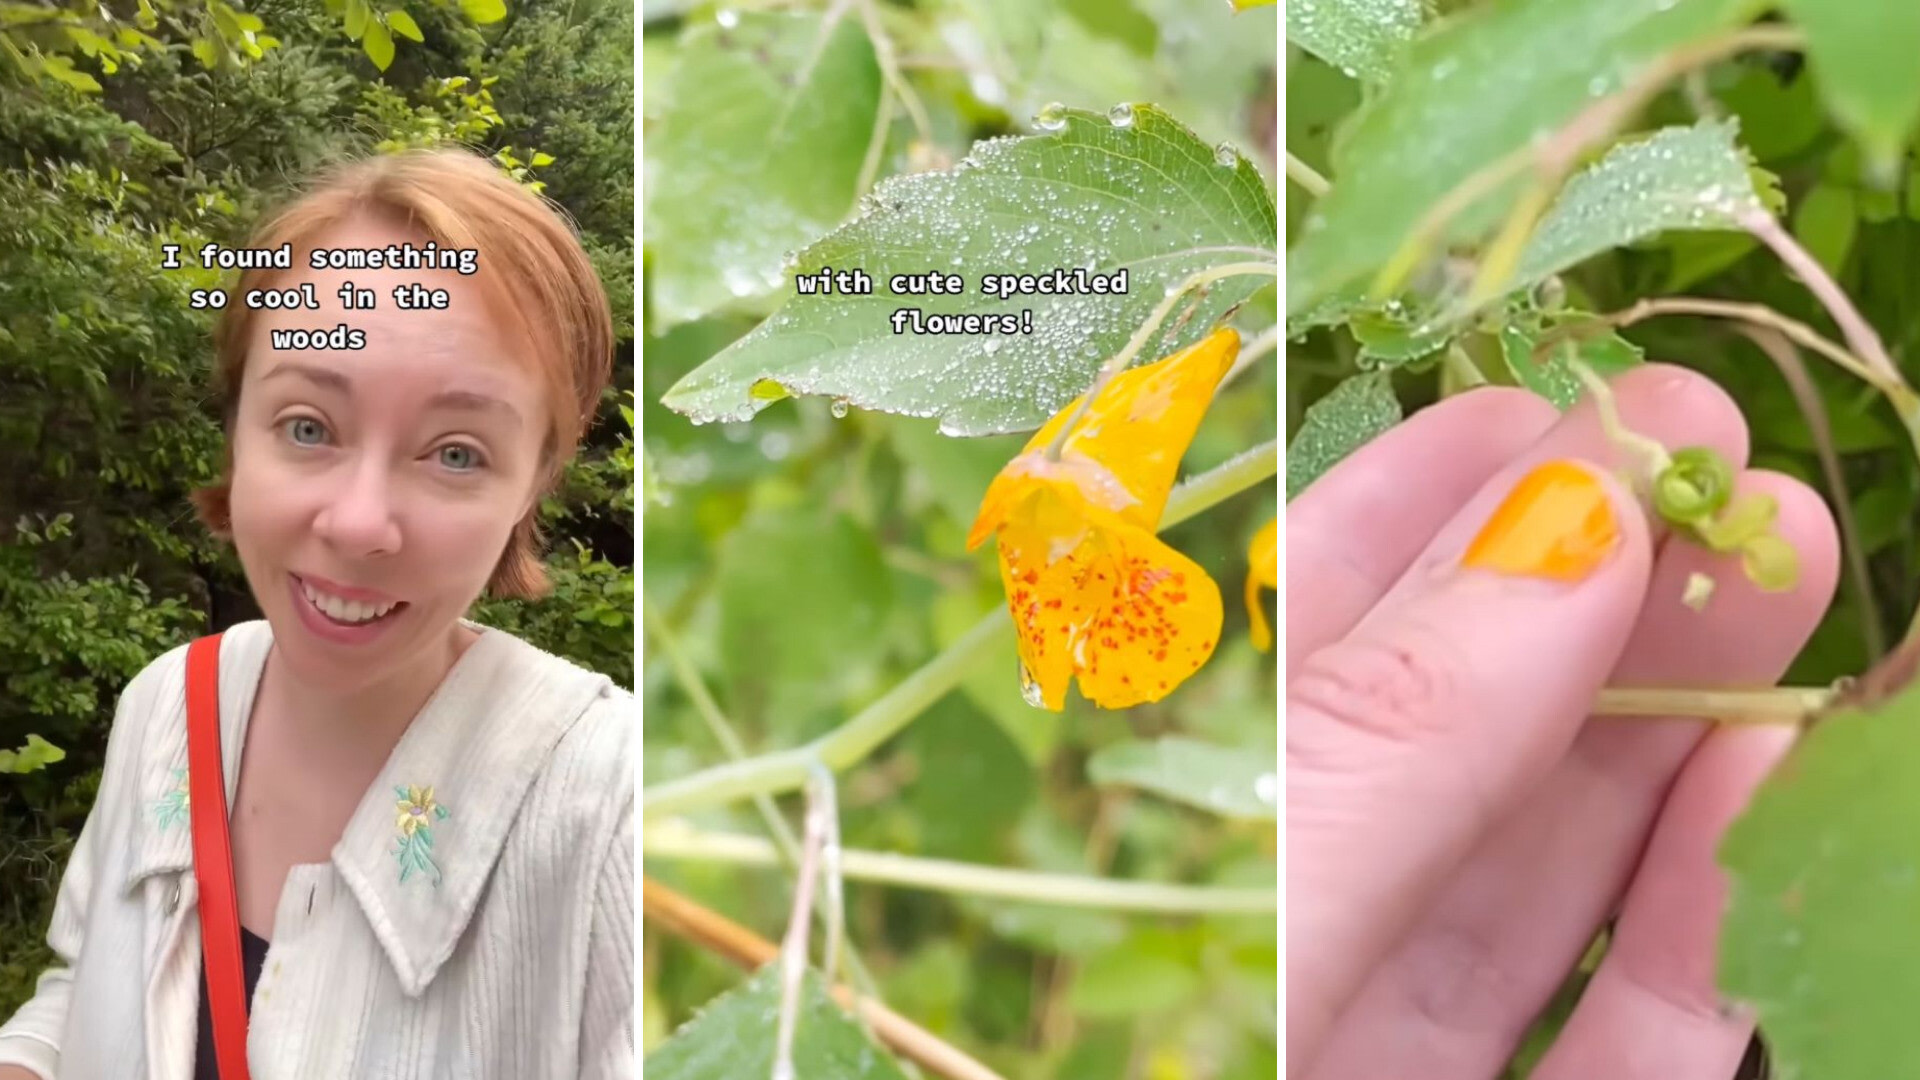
[1034,102,1068,132]
[1107,102,1135,128]
[830,397,851,418]
[1214,142,1240,168]
[715,7,738,29]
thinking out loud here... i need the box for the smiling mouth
[296,576,407,625]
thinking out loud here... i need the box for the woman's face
[228,214,547,693]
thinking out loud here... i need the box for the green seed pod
[1653,447,1736,524]
[1741,533,1800,592]
[1695,492,1780,551]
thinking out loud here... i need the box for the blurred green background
[0,0,634,1017]
[641,2,1278,1078]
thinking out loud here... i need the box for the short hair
[190,147,615,600]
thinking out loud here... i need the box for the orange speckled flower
[1246,518,1277,652]
[967,328,1239,710]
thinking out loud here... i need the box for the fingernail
[1461,460,1620,581]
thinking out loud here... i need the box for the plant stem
[642,593,894,1029]
[643,826,1276,914]
[1286,151,1330,197]
[641,442,1279,820]
[1594,685,1832,723]
[644,877,1008,1080]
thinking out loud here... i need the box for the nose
[313,457,403,559]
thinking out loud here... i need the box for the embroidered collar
[126,620,614,997]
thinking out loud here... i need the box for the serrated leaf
[662,105,1277,436]
[644,12,881,330]
[1286,0,1767,316]
[1347,305,1449,366]
[1720,672,1920,1080]
[644,964,910,1079]
[1086,737,1276,820]
[1512,118,1768,290]
[1285,372,1401,500]
[386,9,422,41]
[1775,0,1920,179]
[1499,323,1645,410]
[460,0,506,24]
[1284,0,1424,83]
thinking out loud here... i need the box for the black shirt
[193,926,270,1080]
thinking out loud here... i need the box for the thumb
[1286,458,1654,1065]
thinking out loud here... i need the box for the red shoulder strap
[186,633,253,1080]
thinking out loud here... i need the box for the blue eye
[438,444,483,471]
[285,417,328,446]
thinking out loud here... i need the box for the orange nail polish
[1461,461,1619,581]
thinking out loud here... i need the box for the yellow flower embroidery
[967,328,1238,711]
[392,784,451,884]
[1246,518,1277,652]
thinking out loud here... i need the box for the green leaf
[1347,304,1450,367]
[1086,737,1276,820]
[1499,323,1645,410]
[1776,0,1920,179]
[662,105,1277,436]
[0,735,67,774]
[715,507,892,736]
[38,54,102,93]
[1284,0,1424,83]
[529,150,554,167]
[1069,932,1203,1018]
[1512,119,1768,291]
[1285,372,1401,500]
[1792,181,1858,275]
[1285,0,1767,316]
[386,9,423,41]
[1720,673,1920,1080]
[362,19,394,70]
[643,12,881,331]
[1850,486,1909,556]
[345,0,369,38]
[460,0,506,24]
[644,964,909,1079]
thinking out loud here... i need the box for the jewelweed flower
[967,328,1239,710]
[1246,518,1277,652]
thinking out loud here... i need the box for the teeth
[301,580,397,624]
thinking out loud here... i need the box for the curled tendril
[1653,447,1736,523]
[1649,446,1799,594]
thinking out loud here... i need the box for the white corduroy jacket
[0,621,635,1080]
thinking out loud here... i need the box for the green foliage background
[0,0,634,1018]
[642,2,1278,1078]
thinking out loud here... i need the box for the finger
[1301,470,1838,1080]
[1286,457,1653,1069]
[1286,387,1559,672]
[1287,362,1729,1066]
[1530,722,1799,1080]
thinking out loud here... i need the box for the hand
[1286,366,1840,1079]
[0,1064,48,1080]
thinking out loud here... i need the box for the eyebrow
[259,363,524,428]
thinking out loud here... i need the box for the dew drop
[1255,772,1277,805]
[1214,142,1240,168]
[1107,102,1135,128]
[983,338,1003,355]
[715,7,738,29]
[1018,662,1046,708]
[830,398,851,419]
[1034,101,1068,132]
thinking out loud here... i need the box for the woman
[0,149,633,1079]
